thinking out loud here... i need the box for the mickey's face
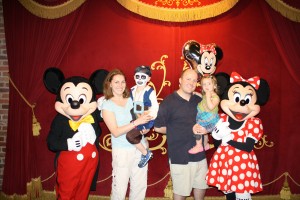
[220,83,260,122]
[197,51,217,76]
[55,82,97,121]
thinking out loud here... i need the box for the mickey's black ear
[257,79,270,106]
[215,72,230,96]
[43,67,65,94]
[90,69,109,94]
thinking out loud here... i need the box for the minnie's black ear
[43,67,65,94]
[90,69,109,94]
[215,72,230,96]
[215,46,223,61]
[257,79,270,106]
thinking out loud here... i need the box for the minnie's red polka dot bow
[199,43,216,55]
[230,71,260,89]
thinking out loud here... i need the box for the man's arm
[154,126,166,134]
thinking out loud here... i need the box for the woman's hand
[135,113,152,126]
[193,124,208,135]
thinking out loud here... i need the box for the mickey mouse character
[182,40,223,76]
[43,67,107,200]
[206,72,270,200]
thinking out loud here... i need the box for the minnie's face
[221,84,260,122]
[55,82,96,121]
[197,51,217,76]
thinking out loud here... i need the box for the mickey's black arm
[47,115,71,152]
[47,114,77,172]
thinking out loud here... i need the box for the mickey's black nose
[71,101,80,109]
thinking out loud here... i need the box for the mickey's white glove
[212,119,233,145]
[67,132,83,152]
[78,123,96,145]
[97,96,106,111]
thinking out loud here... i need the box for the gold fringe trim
[9,75,41,136]
[0,192,299,200]
[17,0,86,19]
[26,177,43,199]
[265,0,300,23]
[116,0,239,22]
[0,192,27,200]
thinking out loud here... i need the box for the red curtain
[259,0,300,194]
[2,0,300,197]
[2,0,87,194]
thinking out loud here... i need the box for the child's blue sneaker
[138,149,153,168]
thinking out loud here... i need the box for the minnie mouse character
[43,67,107,200]
[182,40,223,76]
[206,72,270,200]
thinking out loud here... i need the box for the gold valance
[265,0,300,22]
[17,0,87,19]
[17,0,300,22]
[116,0,239,22]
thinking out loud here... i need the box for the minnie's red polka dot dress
[206,113,263,194]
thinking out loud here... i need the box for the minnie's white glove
[78,123,96,145]
[212,119,233,145]
[221,133,234,145]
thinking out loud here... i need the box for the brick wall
[0,0,8,191]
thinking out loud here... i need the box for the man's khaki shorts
[170,159,208,196]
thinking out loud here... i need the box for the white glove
[221,133,234,145]
[75,131,88,147]
[97,96,106,110]
[67,133,83,152]
[78,123,96,144]
[212,119,231,141]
